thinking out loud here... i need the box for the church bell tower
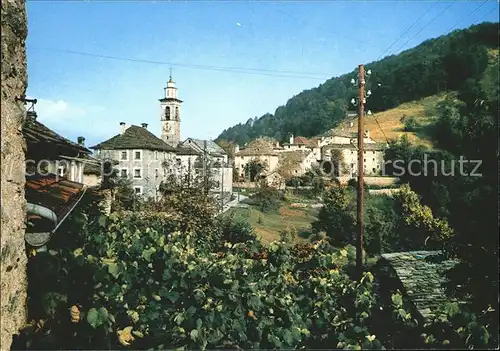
[160,70,182,147]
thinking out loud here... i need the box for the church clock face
[163,124,171,133]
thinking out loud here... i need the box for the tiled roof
[235,148,279,157]
[90,125,176,151]
[235,138,278,156]
[183,138,227,155]
[378,251,459,321]
[25,174,87,243]
[175,147,201,156]
[23,117,91,154]
[283,136,317,147]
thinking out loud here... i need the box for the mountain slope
[216,22,498,146]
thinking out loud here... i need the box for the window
[154,151,158,160]
[134,168,142,178]
[134,150,142,160]
[364,159,366,162]
[120,151,128,160]
[351,163,354,168]
[373,151,375,155]
[58,166,65,177]
[373,158,375,162]
[364,151,366,154]
[133,186,143,195]
[176,158,181,167]
[120,168,128,178]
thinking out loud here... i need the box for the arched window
[165,106,170,120]
[175,107,180,121]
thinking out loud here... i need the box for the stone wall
[1,0,28,349]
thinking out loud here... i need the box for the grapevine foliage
[20,195,383,350]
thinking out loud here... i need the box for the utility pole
[203,140,208,195]
[356,64,365,271]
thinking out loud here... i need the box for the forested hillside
[216,22,498,145]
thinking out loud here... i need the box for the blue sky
[26,0,499,147]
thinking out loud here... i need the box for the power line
[29,46,335,80]
[474,6,499,25]
[444,0,489,33]
[373,116,390,145]
[376,0,440,60]
[390,1,456,56]
[402,0,491,58]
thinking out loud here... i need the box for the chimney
[120,122,126,135]
[234,144,240,153]
[289,133,294,144]
[141,123,148,129]
[77,136,85,146]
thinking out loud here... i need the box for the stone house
[233,139,280,180]
[321,142,385,177]
[23,110,93,184]
[318,129,377,147]
[91,123,177,198]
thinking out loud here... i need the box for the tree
[312,186,356,247]
[252,180,284,213]
[403,116,419,132]
[244,158,267,182]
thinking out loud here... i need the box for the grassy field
[229,202,319,244]
[334,94,447,147]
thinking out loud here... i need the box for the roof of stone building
[319,129,356,138]
[89,125,176,152]
[378,250,459,321]
[23,115,91,155]
[279,150,312,164]
[175,147,201,156]
[235,138,279,156]
[283,136,318,147]
[323,142,386,151]
[183,138,227,156]
[25,174,87,245]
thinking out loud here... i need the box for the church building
[90,74,232,199]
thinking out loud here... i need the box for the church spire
[168,68,173,83]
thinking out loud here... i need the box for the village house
[233,139,280,181]
[21,104,91,252]
[321,141,386,177]
[90,123,177,198]
[23,109,95,184]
